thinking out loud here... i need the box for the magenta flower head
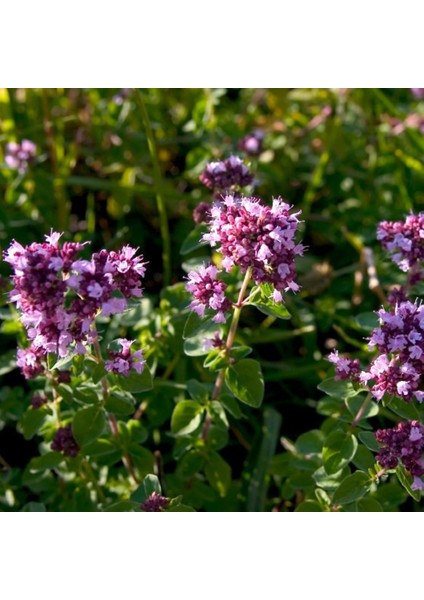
[377,213,424,273]
[5,139,37,174]
[141,492,169,512]
[186,263,232,323]
[203,195,304,301]
[359,301,424,403]
[375,420,424,490]
[4,231,146,376]
[238,130,264,156]
[328,350,361,382]
[411,88,424,99]
[105,338,146,376]
[51,424,80,458]
[199,156,253,192]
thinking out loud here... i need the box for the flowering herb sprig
[326,212,424,495]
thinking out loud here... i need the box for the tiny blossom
[186,264,232,323]
[17,347,45,379]
[51,425,80,458]
[375,420,424,490]
[199,156,253,192]
[5,139,37,174]
[105,338,145,376]
[377,213,424,273]
[238,130,264,156]
[141,492,169,512]
[203,332,225,351]
[203,195,304,299]
[328,350,360,381]
[192,201,211,225]
[4,232,146,374]
[31,394,47,409]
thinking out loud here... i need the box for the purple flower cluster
[377,213,424,273]
[4,231,146,377]
[105,338,145,376]
[328,350,361,381]
[51,425,80,458]
[411,88,424,99]
[238,130,264,156]
[199,156,253,192]
[375,420,424,491]
[5,139,37,173]
[140,491,169,512]
[359,301,424,402]
[186,264,232,323]
[203,195,304,301]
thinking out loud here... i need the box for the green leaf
[295,430,325,455]
[204,451,231,497]
[245,406,282,511]
[114,364,153,393]
[357,498,382,512]
[180,224,208,255]
[186,379,211,403]
[346,396,379,421]
[131,474,162,503]
[103,501,141,512]
[333,472,371,505]
[165,504,196,512]
[358,430,380,452]
[219,392,243,419]
[28,452,64,472]
[295,500,323,512]
[72,406,107,446]
[0,349,17,376]
[318,377,364,399]
[396,465,421,501]
[248,283,291,320]
[352,444,376,471]
[323,430,358,474]
[21,502,47,512]
[20,407,48,440]
[203,348,228,370]
[171,401,204,435]
[355,312,379,331]
[313,465,350,492]
[105,390,136,415]
[225,359,264,408]
[387,396,420,421]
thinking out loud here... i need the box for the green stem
[133,88,171,286]
[350,392,373,429]
[81,458,107,504]
[91,330,138,484]
[211,268,252,402]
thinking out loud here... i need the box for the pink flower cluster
[4,231,146,377]
[5,139,37,173]
[199,156,253,192]
[141,492,169,512]
[330,301,424,403]
[377,213,424,273]
[51,425,80,457]
[360,301,424,402]
[327,350,360,381]
[375,420,424,491]
[105,338,145,376]
[203,195,304,301]
[186,264,232,323]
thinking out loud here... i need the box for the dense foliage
[1,88,424,512]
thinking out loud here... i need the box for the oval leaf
[72,406,107,446]
[225,359,264,408]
